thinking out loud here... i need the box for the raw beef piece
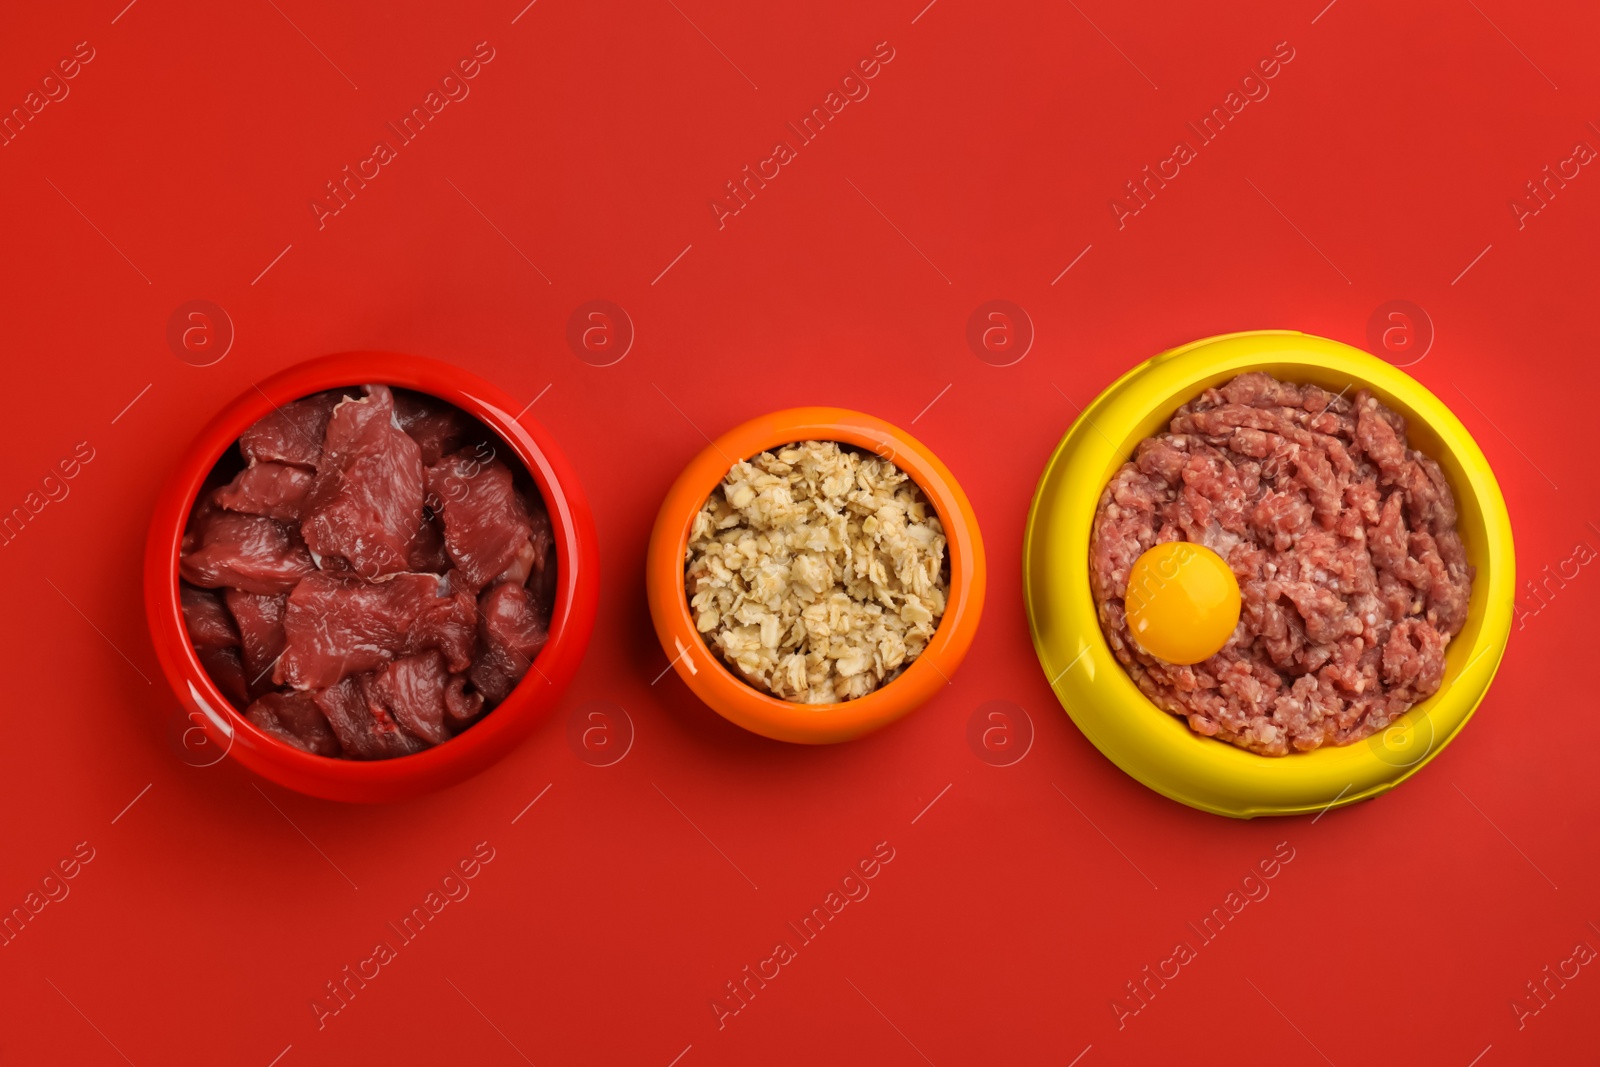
[183,383,557,762]
[198,646,250,709]
[180,505,315,595]
[372,651,451,745]
[468,581,550,703]
[245,690,339,756]
[444,675,485,729]
[492,494,557,595]
[181,585,238,649]
[276,572,477,689]
[406,512,450,573]
[225,589,287,695]
[214,462,314,522]
[467,661,513,706]
[314,675,429,760]
[239,390,346,469]
[413,576,479,672]
[526,503,558,613]
[427,449,533,590]
[181,586,250,706]
[395,389,473,466]
[301,385,426,579]
[495,538,537,587]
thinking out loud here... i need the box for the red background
[1,0,1596,1064]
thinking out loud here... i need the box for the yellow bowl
[1023,331,1515,818]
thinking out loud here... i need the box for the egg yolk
[1123,541,1241,665]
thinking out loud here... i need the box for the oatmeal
[685,441,948,704]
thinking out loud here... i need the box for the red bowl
[143,352,599,802]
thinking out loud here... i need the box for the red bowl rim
[142,352,599,802]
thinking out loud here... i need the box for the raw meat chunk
[427,448,533,590]
[225,589,287,695]
[181,384,560,761]
[495,538,538,587]
[444,674,485,729]
[245,690,339,756]
[494,497,557,594]
[313,675,429,760]
[411,577,479,672]
[526,503,558,613]
[467,662,512,705]
[406,512,450,573]
[180,505,315,595]
[395,389,473,466]
[468,581,549,703]
[214,462,314,522]
[276,572,476,690]
[239,390,345,469]
[181,585,238,649]
[372,651,451,745]
[181,585,250,707]
[198,646,250,709]
[302,385,426,579]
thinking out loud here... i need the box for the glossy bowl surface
[646,407,986,744]
[1023,331,1515,818]
[144,352,599,802]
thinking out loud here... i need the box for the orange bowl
[645,407,986,743]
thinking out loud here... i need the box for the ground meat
[181,386,557,761]
[1088,372,1474,756]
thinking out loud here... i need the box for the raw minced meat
[1089,372,1475,756]
[685,441,948,704]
